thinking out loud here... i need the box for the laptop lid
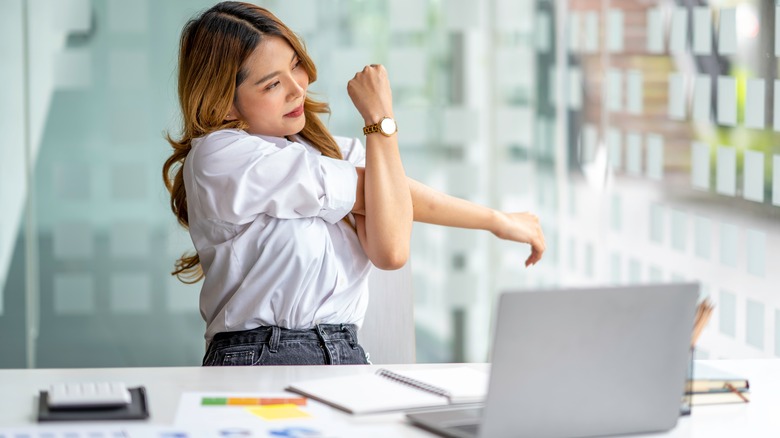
[479,282,698,438]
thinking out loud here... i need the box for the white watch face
[379,118,397,135]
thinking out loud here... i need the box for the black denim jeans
[202,324,370,366]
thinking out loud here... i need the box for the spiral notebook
[286,367,488,415]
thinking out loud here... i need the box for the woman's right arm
[347,65,413,270]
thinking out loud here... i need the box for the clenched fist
[347,64,394,124]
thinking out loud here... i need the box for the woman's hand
[492,212,546,267]
[347,64,394,124]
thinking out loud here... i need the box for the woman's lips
[284,105,304,118]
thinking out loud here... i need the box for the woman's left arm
[408,177,546,267]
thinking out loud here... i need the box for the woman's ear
[225,103,239,121]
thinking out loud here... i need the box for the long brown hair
[163,1,343,283]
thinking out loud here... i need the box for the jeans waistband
[210,324,359,353]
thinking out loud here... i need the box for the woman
[162,1,545,366]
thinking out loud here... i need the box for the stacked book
[686,363,750,405]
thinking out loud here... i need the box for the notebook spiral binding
[376,369,452,400]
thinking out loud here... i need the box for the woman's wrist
[362,110,394,125]
[489,209,507,237]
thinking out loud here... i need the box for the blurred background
[0,0,778,368]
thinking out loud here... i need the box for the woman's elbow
[371,249,409,271]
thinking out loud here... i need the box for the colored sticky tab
[717,76,736,126]
[610,252,622,284]
[626,70,643,114]
[259,398,307,406]
[776,7,780,57]
[743,150,765,202]
[611,194,622,232]
[646,133,664,180]
[247,404,312,421]
[716,145,736,196]
[745,79,765,129]
[629,258,641,284]
[670,209,687,252]
[646,8,663,53]
[608,9,624,52]
[648,266,663,282]
[718,8,736,55]
[746,229,766,278]
[693,7,712,55]
[650,203,664,244]
[201,397,227,406]
[691,142,711,190]
[228,398,261,406]
[607,69,623,112]
[719,289,736,337]
[581,124,597,163]
[668,73,685,120]
[692,75,711,121]
[745,300,764,348]
[669,8,688,53]
[626,132,642,175]
[608,129,622,170]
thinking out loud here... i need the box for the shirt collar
[254,134,291,149]
[251,133,319,155]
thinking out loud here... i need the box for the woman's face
[228,36,309,137]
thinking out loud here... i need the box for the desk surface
[0,360,778,436]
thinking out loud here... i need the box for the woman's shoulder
[192,129,280,155]
[194,128,253,148]
[189,129,281,171]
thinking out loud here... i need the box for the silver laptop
[407,283,699,438]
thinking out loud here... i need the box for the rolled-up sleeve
[316,156,358,223]
[191,131,357,224]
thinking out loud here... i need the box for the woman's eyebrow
[254,53,298,86]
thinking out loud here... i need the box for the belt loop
[315,324,335,364]
[343,324,358,349]
[269,326,280,353]
[315,323,327,342]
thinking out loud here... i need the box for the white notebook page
[287,373,448,414]
[387,367,489,403]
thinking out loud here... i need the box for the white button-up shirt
[184,129,372,342]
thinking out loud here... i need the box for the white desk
[0,360,778,436]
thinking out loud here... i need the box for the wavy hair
[163,1,343,283]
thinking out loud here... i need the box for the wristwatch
[363,117,398,136]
